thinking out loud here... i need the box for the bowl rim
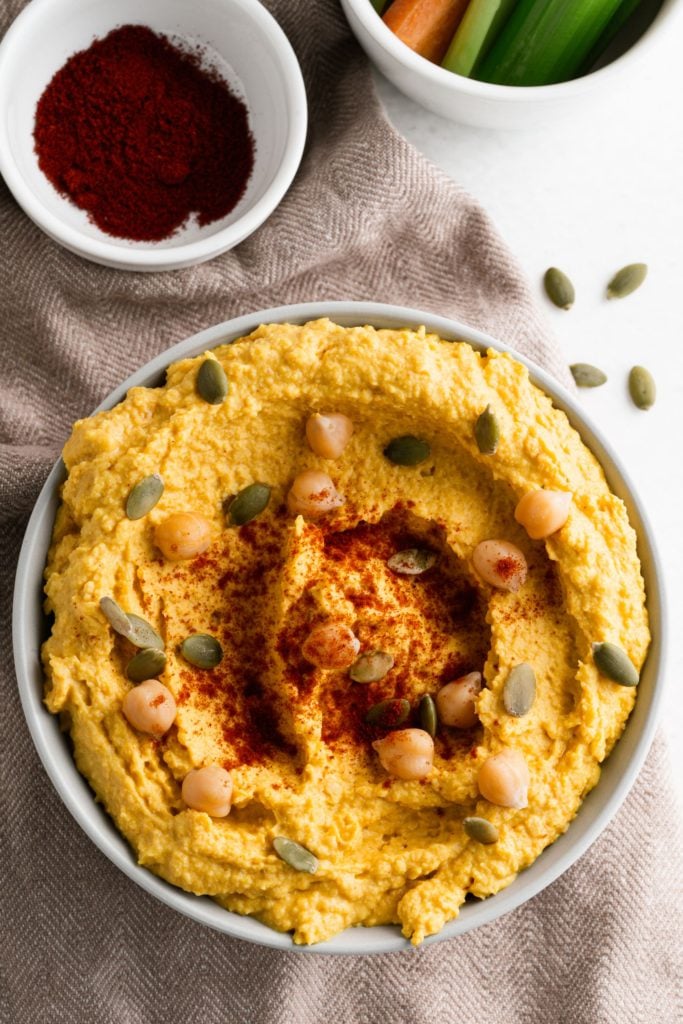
[341,0,680,101]
[0,0,308,270]
[12,300,668,955]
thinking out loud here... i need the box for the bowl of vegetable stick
[341,0,679,128]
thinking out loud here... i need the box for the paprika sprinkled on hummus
[42,319,650,945]
[494,556,524,588]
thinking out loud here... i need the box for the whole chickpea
[472,540,527,592]
[372,729,434,781]
[182,765,233,817]
[121,680,176,738]
[305,413,354,460]
[478,748,530,809]
[436,672,482,729]
[154,512,212,561]
[287,470,344,518]
[302,621,360,670]
[515,490,572,540]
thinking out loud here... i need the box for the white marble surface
[373,47,682,798]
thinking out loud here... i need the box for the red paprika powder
[33,25,255,242]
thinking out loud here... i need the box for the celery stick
[581,0,644,71]
[442,0,518,77]
[476,0,629,86]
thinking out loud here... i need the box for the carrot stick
[383,0,472,63]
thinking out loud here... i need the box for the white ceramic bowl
[13,301,666,954]
[0,0,307,271]
[341,0,679,129]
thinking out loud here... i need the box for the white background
[373,40,682,799]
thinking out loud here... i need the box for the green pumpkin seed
[474,405,499,455]
[365,698,410,729]
[383,435,430,466]
[273,836,319,874]
[503,663,536,717]
[607,263,647,300]
[126,647,167,682]
[387,548,438,575]
[419,694,437,738]
[227,483,271,526]
[592,642,639,687]
[126,473,164,520]
[349,650,394,684]
[126,614,164,651]
[99,598,164,650]
[180,633,223,669]
[628,366,656,410]
[100,596,134,639]
[544,267,575,310]
[463,816,499,845]
[196,358,229,405]
[570,363,607,388]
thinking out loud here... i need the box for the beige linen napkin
[1,1,681,1021]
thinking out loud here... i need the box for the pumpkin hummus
[43,319,650,945]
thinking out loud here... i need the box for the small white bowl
[341,0,679,129]
[13,301,666,955]
[0,0,307,271]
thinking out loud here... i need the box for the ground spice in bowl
[33,24,255,242]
